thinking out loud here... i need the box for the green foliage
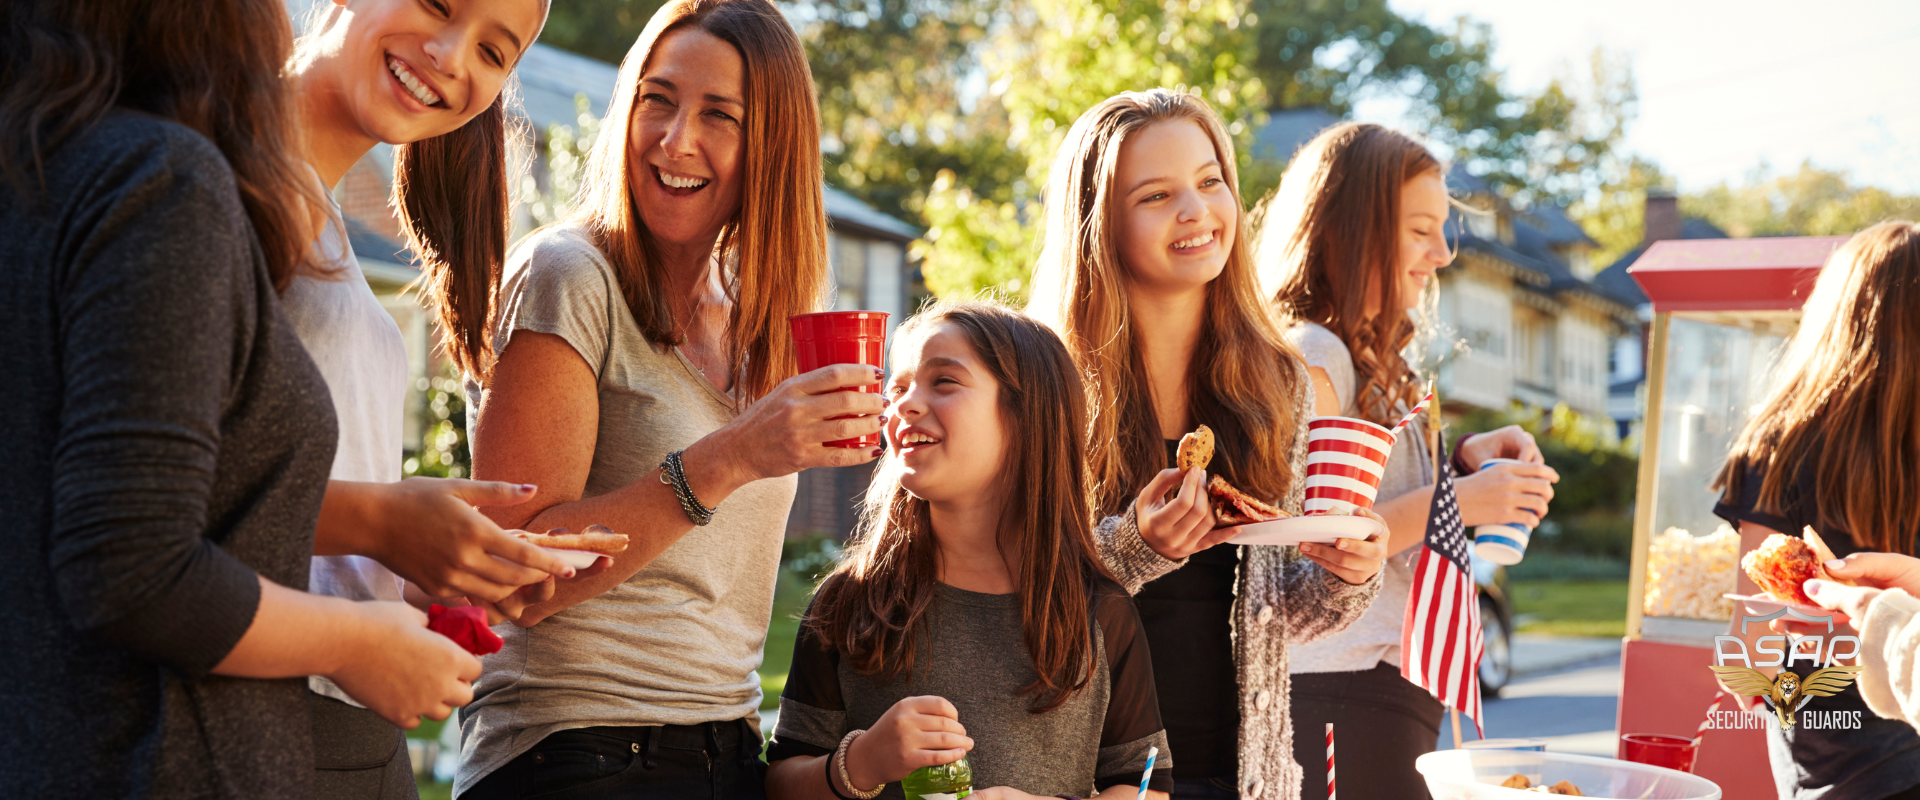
[1682,161,1920,239]
[780,533,846,583]
[538,0,669,64]
[1508,579,1628,637]
[403,364,472,480]
[522,94,604,228]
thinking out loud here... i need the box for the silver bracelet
[657,449,717,525]
[835,729,884,799]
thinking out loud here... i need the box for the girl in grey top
[1256,122,1558,800]
[768,302,1172,800]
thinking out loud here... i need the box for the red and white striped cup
[1305,416,1395,514]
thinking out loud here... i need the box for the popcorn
[1643,525,1739,621]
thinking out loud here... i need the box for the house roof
[1593,218,1731,308]
[825,185,921,242]
[1250,107,1341,162]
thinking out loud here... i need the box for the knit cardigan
[1095,361,1383,800]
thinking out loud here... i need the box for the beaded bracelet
[658,449,717,526]
[832,729,883,800]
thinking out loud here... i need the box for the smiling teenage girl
[1253,123,1558,800]
[766,301,1172,800]
[284,1,580,795]
[457,2,871,798]
[1029,90,1387,800]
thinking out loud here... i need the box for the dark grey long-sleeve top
[0,111,338,797]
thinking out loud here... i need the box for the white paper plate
[1722,592,1837,620]
[1223,514,1385,546]
[541,547,605,569]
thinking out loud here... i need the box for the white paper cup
[1471,458,1534,565]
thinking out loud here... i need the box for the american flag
[1401,440,1484,735]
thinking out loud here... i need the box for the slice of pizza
[1741,532,1821,606]
[1207,475,1288,525]
[1803,526,1858,586]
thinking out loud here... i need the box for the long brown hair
[808,301,1113,713]
[396,93,527,380]
[0,0,323,290]
[565,0,827,405]
[1028,89,1305,515]
[1256,122,1440,426]
[1714,221,1920,556]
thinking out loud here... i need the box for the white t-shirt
[281,198,410,706]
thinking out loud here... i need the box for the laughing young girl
[766,302,1173,800]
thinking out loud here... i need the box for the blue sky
[1369,0,1920,194]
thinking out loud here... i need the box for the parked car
[1473,551,1514,697]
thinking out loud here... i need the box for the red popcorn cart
[1620,236,1850,798]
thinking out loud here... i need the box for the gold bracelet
[834,729,884,800]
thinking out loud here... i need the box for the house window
[1513,308,1553,387]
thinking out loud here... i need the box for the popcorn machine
[1619,235,1848,797]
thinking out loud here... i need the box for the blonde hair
[1715,221,1920,556]
[566,0,827,405]
[1028,89,1305,514]
[1255,122,1441,426]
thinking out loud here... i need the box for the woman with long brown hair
[1029,89,1388,800]
[1254,122,1557,800]
[279,1,588,795]
[0,0,480,795]
[456,1,875,797]
[1713,221,1920,800]
[765,301,1172,800]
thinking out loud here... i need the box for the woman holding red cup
[1253,123,1559,800]
[457,2,880,797]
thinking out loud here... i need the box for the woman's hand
[1300,509,1389,584]
[1134,467,1233,561]
[695,364,886,493]
[333,478,579,607]
[1452,462,1557,528]
[1456,425,1544,470]
[465,551,616,625]
[1786,553,1920,631]
[843,696,974,791]
[326,601,482,729]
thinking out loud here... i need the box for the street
[1445,636,1625,756]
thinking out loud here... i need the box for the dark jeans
[461,719,767,800]
[1288,661,1446,800]
[1170,777,1240,800]
[309,691,419,800]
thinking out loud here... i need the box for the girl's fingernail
[1805,579,1826,597]
[871,448,884,458]
[881,396,892,407]
[878,414,890,425]
[1826,559,1845,570]
[563,569,577,579]
[873,367,886,380]
[520,484,538,492]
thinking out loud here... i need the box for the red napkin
[428,604,504,656]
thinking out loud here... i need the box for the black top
[1129,439,1240,780]
[769,579,1173,797]
[1714,459,1920,800]
[0,112,338,797]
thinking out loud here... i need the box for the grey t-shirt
[1286,322,1433,673]
[768,581,1172,797]
[456,224,798,795]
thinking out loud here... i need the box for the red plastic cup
[1304,416,1394,514]
[789,311,889,448]
[1619,734,1698,773]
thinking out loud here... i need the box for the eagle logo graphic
[1709,665,1863,730]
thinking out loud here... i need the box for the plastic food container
[1416,749,1721,799]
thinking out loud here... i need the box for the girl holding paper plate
[1253,122,1558,800]
[1028,89,1388,800]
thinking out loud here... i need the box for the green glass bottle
[900,754,972,800]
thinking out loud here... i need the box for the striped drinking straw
[1326,723,1336,800]
[1136,745,1158,800]
[1695,690,1725,748]
[1389,389,1436,440]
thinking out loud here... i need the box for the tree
[539,0,669,64]
[1683,162,1920,239]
